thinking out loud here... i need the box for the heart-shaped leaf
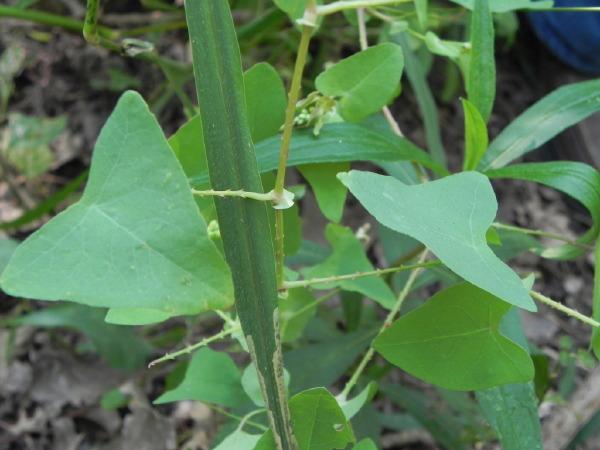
[0,91,233,315]
[255,387,355,450]
[315,43,404,122]
[374,283,534,390]
[338,170,535,310]
[154,347,250,408]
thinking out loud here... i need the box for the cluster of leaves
[2,0,600,449]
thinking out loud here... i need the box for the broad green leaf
[414,0,427,29]
[245,62,287,142]
[302,224,396,309]
[299,162,348,223]
[214,429,261,450]
[280,287,317,343]
[424,32,471,78]
[462,98,489,170]
[189,122,448,186]
[476,309,542,450]
[185,2,294,448]
[273,0,307,20]
[168,115,207,180]
[339,170,535,310]
[167,62,283,180]
[0,238,18,274]
[154,347,250,407]
[315,43,404,122]
[242,363,291,407]
[449,0,553,12]
[467,0,495,122]
[2,113,65,177]
[104,307,173,325]
[352,439,378,450]
[478,79,600,171]
[487,161,600,259]
[374,283,534,390]
[255,387,355,450]
[391,33,446,166]
[10,304,151,371]
[285,328,376,393]
[0,92,233,316]
[337,381,378,420]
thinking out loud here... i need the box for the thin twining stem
[273,2,316,288]
[281,261,440,290]
[148,325,240,367]
[208,405,268,432]
[192,188,275,202]
[317,0,412,16]
[341,251,430,398]
[492,222,593,251]
[531,291,600,328]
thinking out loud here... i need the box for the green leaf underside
[315,43,404,122]
[185,2,294,449]
[339,170,535,310]
[374,283,534,390]
[189,122,448,187]
[338,381,378,420]
[467,0,495,123]
[214,429,261,450]
[302,224,396,309]
[487,161,600,260]
[0,92,233,315]
[478,79,600,171]
[449,0,554,12]
[255,387,355,450]
[154,347,250,407]
[299,162,349,223]
[104,307,174,325]
[0,238,18,274]
[12,303,151,371]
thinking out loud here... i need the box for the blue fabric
[527,0,600,74]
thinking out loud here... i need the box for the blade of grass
[184,2,296,450]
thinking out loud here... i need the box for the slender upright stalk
[273,3,316,285]
[185,2,296,449]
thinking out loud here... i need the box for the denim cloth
[527,0,600,74]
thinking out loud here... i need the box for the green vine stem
[282,261,440,289]
[317,0,412,16]
[273,2,317,286]
[492,222,593,251]
[531,291,600,328]
[148,325,240,367]
[340,251,430,398]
